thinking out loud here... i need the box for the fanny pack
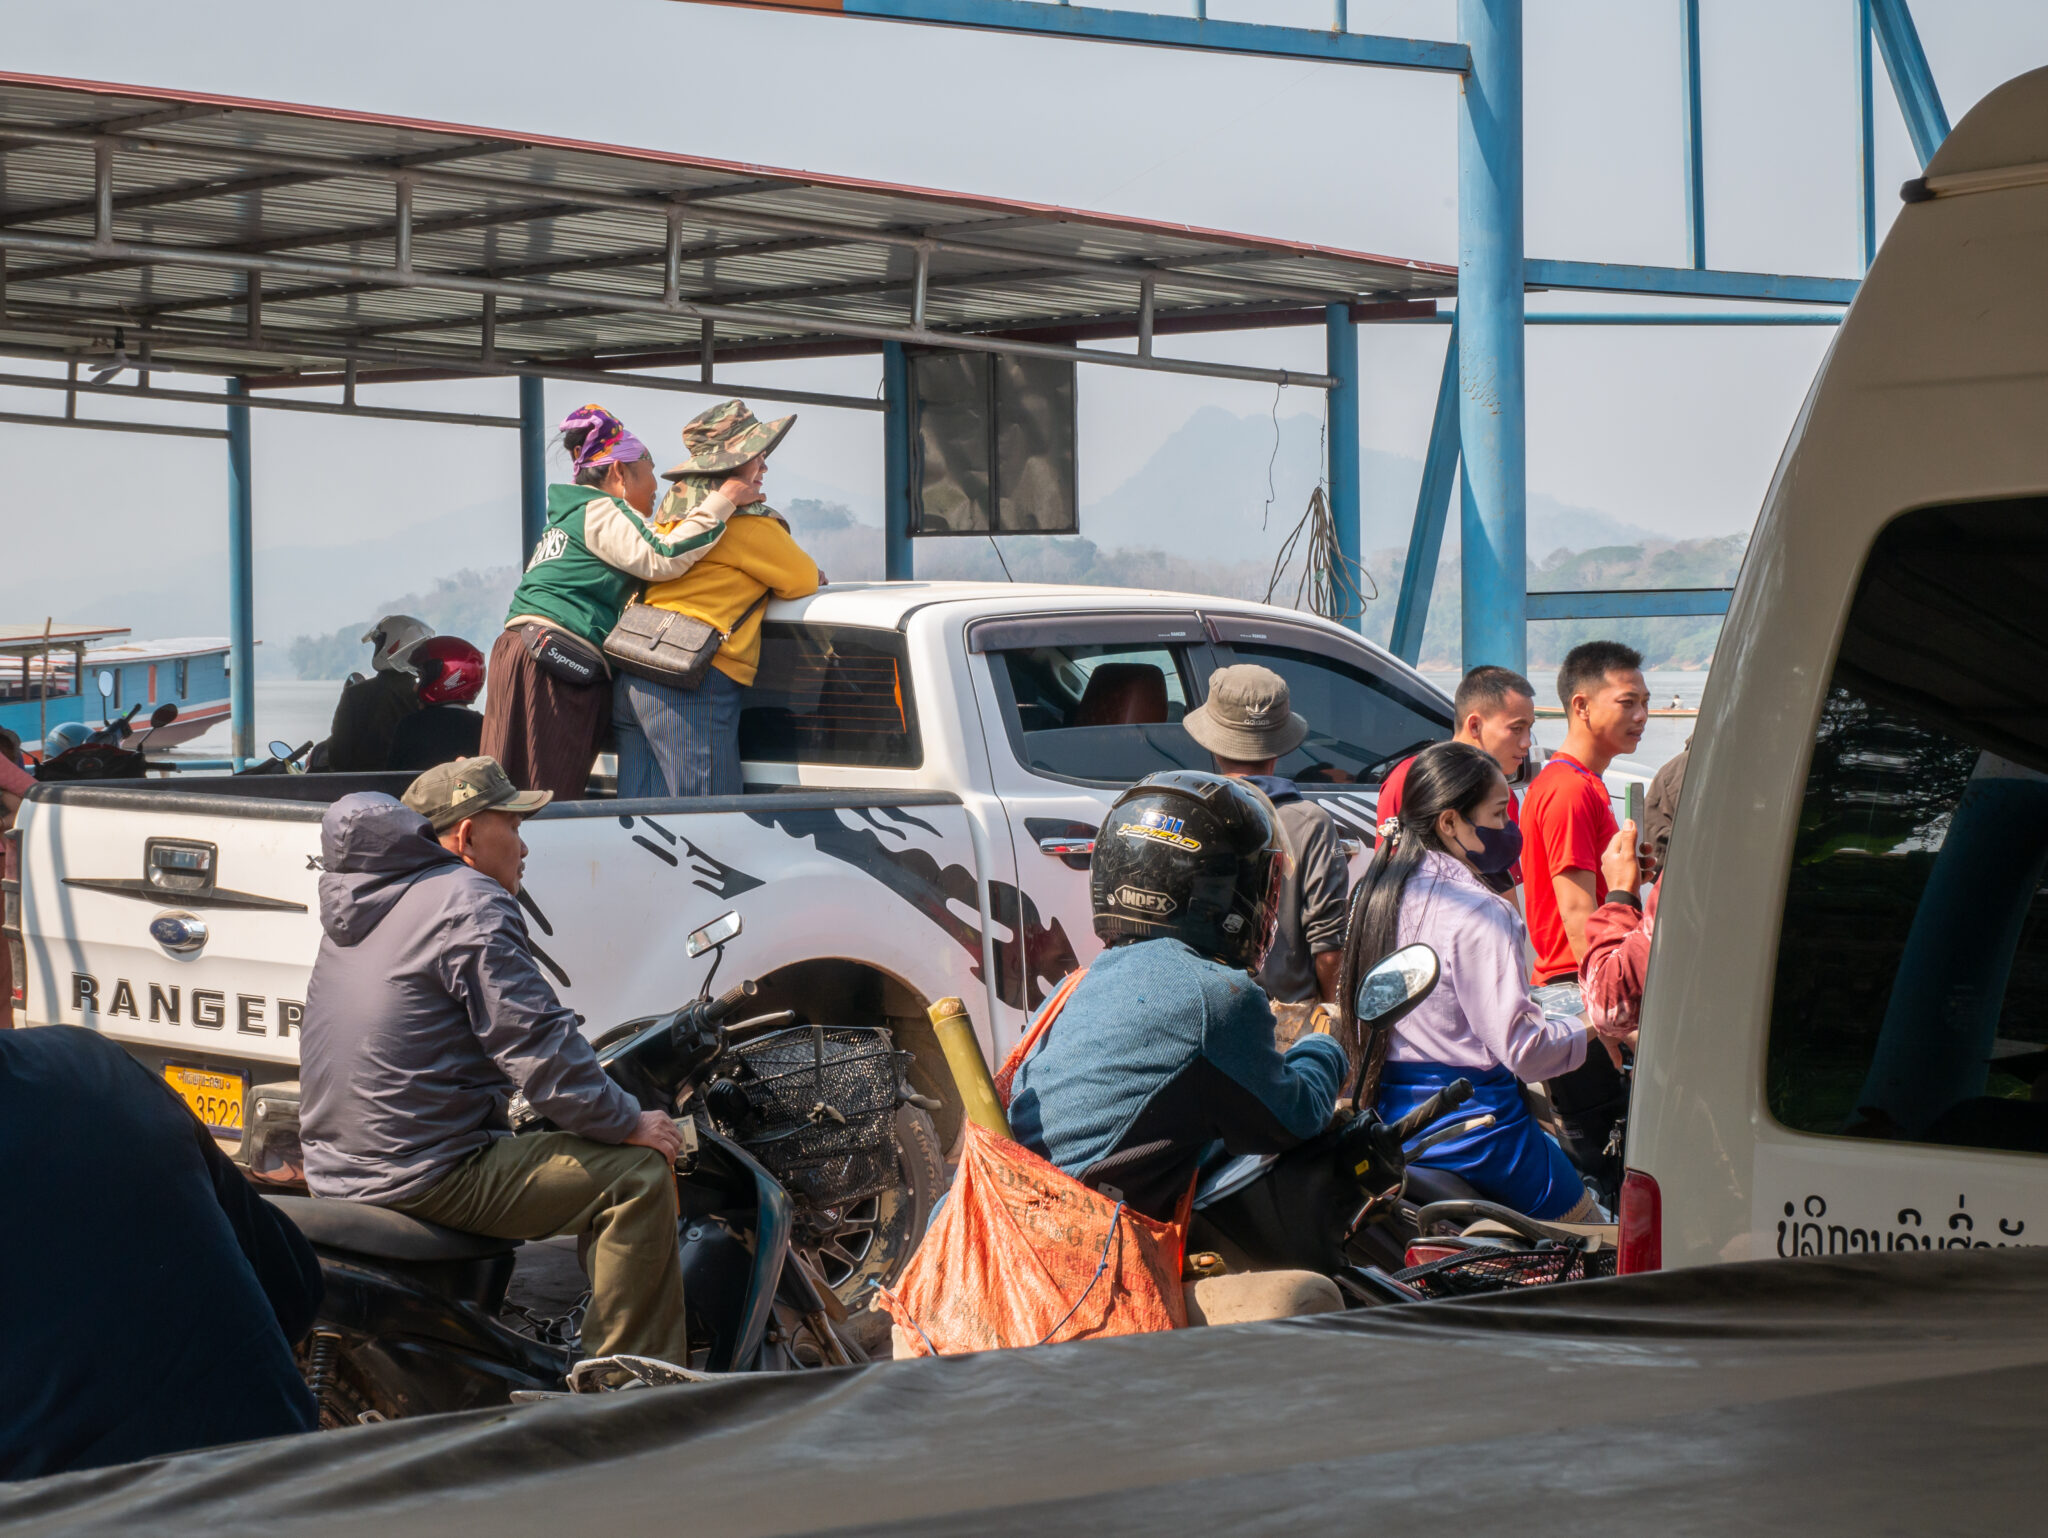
[602,592,769,691]
[519,623,607,688]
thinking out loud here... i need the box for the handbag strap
[725,588,771,640]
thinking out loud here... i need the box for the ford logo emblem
[149,912,208,956]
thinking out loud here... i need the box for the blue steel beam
[1526,587,1732,621]
[1325,303,1362,634]
[1869,0,1950,169]
[1389,311,1842,325]
[519,376,547,565]
[688,1,1470,72]
[882,340,913,581]
[1389,317,1460,667]
[1525,259,1858,304]
[225,379,256,768]
[1457,0,1526,675]
[1858,0,1878,270]
[1679,0,1706,269]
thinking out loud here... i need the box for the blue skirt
[1376,1059,1585,1221]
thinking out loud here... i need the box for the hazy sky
[3,0,2045,594]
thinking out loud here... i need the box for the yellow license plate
[164,1064,245,1138]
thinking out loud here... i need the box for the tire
[791,1105,943,1355]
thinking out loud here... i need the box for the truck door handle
[1038,837,1095,858]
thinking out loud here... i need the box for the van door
[967,612,1220,1008]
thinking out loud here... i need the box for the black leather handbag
[602,591,768,690]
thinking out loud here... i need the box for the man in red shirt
[1520,640,1648,1194]
[1521,641,1648,983]
[1376,666,1536,892]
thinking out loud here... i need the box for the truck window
[1219,642,1449,785]
[1768,498,2048,1156]
[990,640,1211,784]
[739,622,922,770]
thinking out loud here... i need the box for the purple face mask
[1459,818,1523,875]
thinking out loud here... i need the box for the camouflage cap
[402,755,552,834]
[661,399,796,480]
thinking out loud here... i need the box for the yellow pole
[927,996,1011,1140]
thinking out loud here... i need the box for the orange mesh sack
[877,1121,1188,1357]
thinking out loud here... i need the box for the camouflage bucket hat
[661,399,797,480]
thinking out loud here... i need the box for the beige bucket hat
[1183,665,1310,761]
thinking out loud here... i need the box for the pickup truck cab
[7,583,1448,1170]
[1626,66,2048,1271]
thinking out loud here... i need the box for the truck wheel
[794,1105,943,1353]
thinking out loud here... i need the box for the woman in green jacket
[481,404,760,798]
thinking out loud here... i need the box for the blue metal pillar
[1390,317,1460,666]
[1869,0,1949,169]
[1857,0,1877,270]
[1324,303,1361,632]
[1456,0,1526,674]
[225,379,256,768]
[882,341,914,581]
[1679,0,1705,268]
[519,375,548,563]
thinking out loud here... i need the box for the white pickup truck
[6,583,1448,1174]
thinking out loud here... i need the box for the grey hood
[318,793,462,948]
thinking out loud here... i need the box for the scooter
[268,911,920,1425]
[1190,944,1617,1305]
[35,668,179,782]
[236,738,314,775]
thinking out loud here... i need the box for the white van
[1624,66,2048,1270]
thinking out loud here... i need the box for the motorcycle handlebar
[703,979,760,1026]
[1389,1077,1473,1146]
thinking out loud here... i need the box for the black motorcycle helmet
[1091,769,1289,973]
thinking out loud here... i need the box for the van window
[739,622,921,769]
[1768,498,2048,1155]
[1218,642,1449,786]
[991,640,1211,783]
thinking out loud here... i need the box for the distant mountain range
[2,407,1740,676]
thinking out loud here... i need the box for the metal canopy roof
[0,73,1451,407]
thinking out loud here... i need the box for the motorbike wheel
[792,1105,942,1355]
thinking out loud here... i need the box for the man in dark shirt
[1183,666,1349,1021]
[388,636,486,772]
[322,614,431,772]
[0,1026,319,1478]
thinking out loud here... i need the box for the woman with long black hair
[1339,740,1614,1221]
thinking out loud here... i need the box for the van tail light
[1618,1168,1662,1274]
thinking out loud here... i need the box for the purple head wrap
[559,403,647,475]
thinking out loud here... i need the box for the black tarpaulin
[6,1248,2044,1536]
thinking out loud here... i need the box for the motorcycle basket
[720,1025,906,1204]
[1392,1242,1617,1300]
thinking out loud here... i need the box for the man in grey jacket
[300,757,689,1365]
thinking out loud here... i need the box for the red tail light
[1618,1168,1662,1274]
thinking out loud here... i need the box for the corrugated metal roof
[0,73,1452,387]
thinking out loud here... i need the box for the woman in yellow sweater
[615,401,822,797]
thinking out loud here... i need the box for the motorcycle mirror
[96,669,115,699]
[685,910,742,959]
[150,703,179,729]
[268,740,293,760]
[1355,943,1441,1025]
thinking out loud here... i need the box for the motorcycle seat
[1401,1164,1486,1208]
[265,1194,522,1263]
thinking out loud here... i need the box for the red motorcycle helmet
[412,636,485,706]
